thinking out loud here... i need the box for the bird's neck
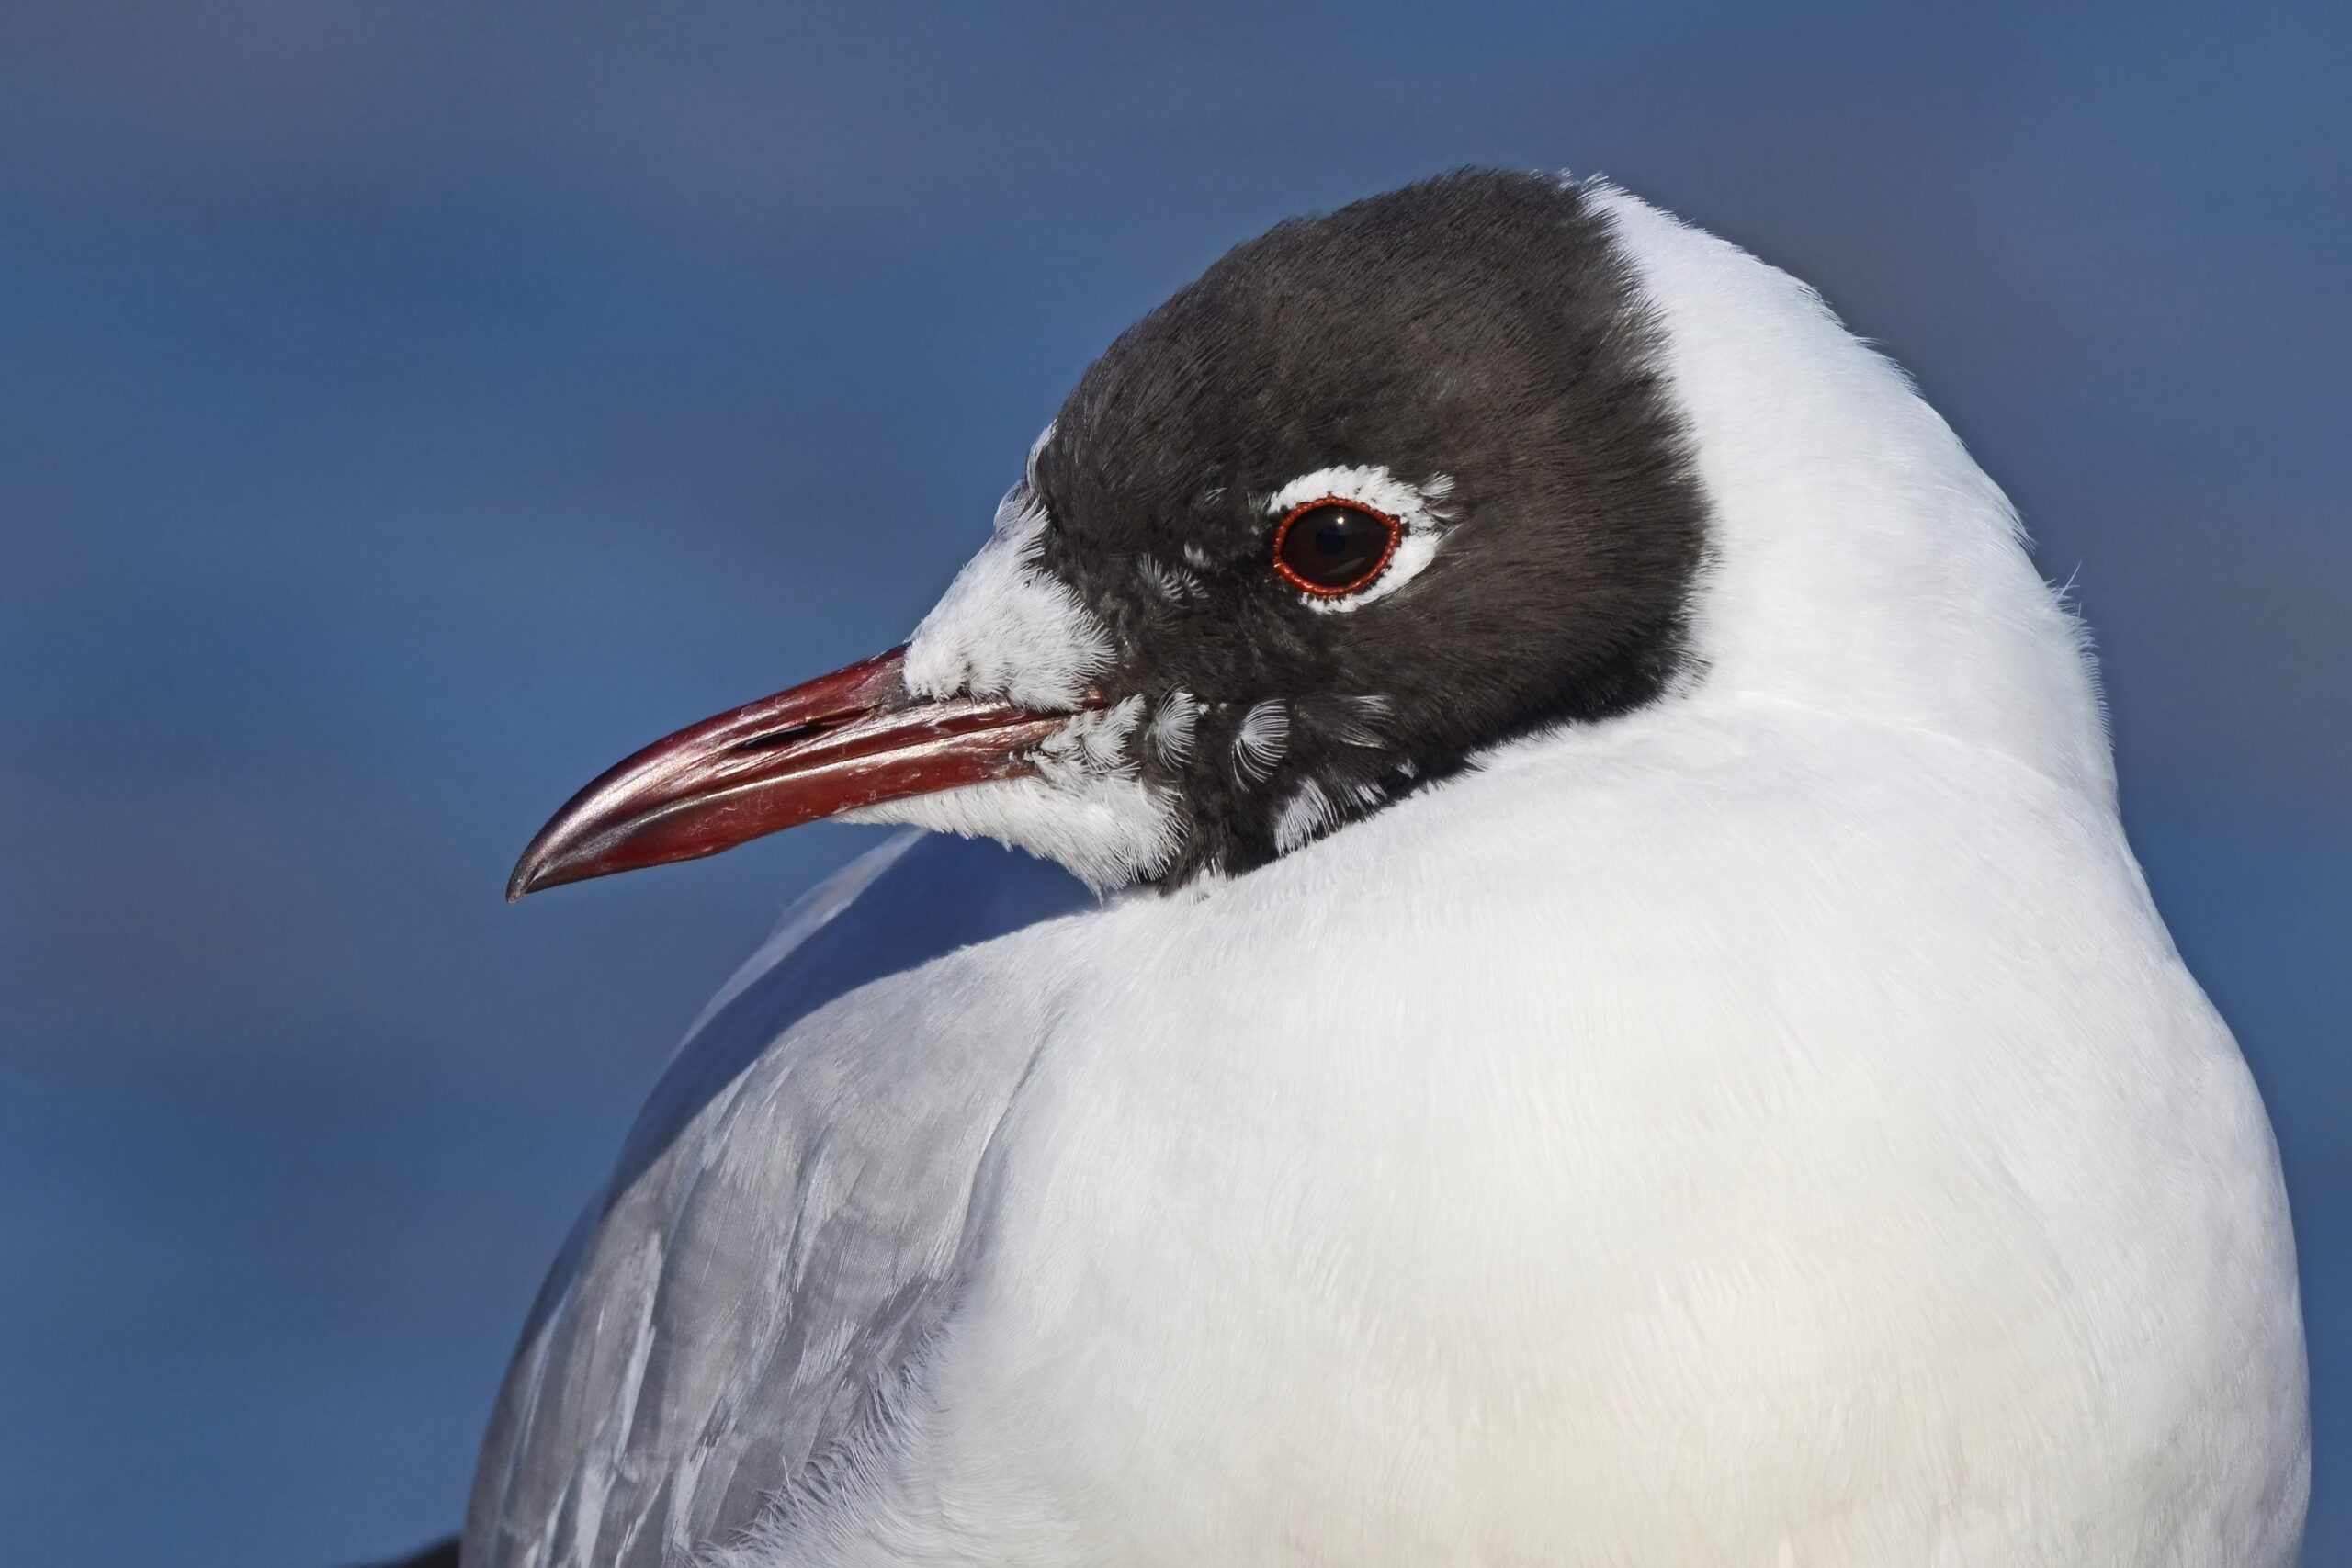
[1595,184,2115,807]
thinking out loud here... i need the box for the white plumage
[470,178,2306,1566]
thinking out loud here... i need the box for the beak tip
[506,840,560,904]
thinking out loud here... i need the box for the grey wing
[462,831,1093,1568]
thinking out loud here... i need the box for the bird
[460,170,2306,1566]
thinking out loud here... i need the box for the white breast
[718,705,2303,1567]
[708,180,2306,1567]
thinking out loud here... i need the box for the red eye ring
[1271,497,1404,597]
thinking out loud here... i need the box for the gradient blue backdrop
[1,4,2343,1563]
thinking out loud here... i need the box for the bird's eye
[1272,499,1402,597]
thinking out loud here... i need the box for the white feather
[723,705,2303,1567]
[901,485,1110,710]
[838,767,1174,893]
[1136,556,1204,605]
[1272,778,1339,853]
[1588,183,2115,802]
[1146,691,1200,767]
[842,699,1173,893]
[1230,699,1288,783]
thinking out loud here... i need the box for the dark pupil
[1282,503,1388,589]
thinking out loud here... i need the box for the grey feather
[463,832,1093,1568]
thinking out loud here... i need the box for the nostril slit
[733,715,847,753]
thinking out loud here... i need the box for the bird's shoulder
[463,831,1094,1568]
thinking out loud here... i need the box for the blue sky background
[0,4,2344,1563]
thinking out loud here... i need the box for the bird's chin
[835,770,1181,895]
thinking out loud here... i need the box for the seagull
[466,171,2306,1566]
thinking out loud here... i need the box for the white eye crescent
[1261,464,1454,613]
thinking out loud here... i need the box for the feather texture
[465,172,2305,1568]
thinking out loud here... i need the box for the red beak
[507,647,1080,900]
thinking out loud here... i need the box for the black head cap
[1032,170,1708,885]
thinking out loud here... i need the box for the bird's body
[473,175,2306,1565]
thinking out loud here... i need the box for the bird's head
[509,167,2104,900]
